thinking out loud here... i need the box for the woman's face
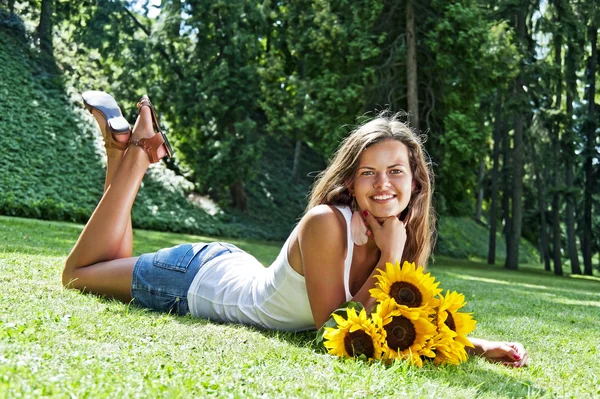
[348,139,414,219]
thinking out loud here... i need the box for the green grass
[437,217,540,265]
[1,216,599,398]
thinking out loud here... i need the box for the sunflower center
[384,315,417,351]
[343,330,375,359]
[389,282,422,307]
[445,310,456,331]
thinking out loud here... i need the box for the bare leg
[63,105,163,301]
[95,108,134,260]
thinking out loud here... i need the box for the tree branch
[121,2,184,80]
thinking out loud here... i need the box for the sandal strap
[129,134,165,163]
[137,96,162,133]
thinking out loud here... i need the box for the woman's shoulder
[299,205,348,237]
[296,205,348,265]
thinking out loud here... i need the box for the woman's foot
[129,98,169,163]
[90,109,130,158]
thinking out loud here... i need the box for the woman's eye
[361,171,374,176]
[390,169,403,175]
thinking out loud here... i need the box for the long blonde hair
[307,112,435,267]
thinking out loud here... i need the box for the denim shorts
[131,242,243,315]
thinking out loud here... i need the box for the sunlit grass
[1,215,599,398]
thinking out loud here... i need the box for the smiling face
[348,139,414,219]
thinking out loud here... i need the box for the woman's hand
[469,338,529,367]
[363,211,407,261]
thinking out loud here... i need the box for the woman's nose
[374,174,391,189]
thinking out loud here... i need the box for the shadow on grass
[434,255,599,280]
[421,360,546,397]
[164,308,320,350]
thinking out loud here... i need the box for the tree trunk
[226,120,248,213]
[36,0,55,71]
[505,107,523,271]
[291,139,302,181]
[550,125,563,276]
[406,0,419,131]
[8,0,15,14]
[505,5,528,271]
[551,35,563,276]
[536,167,551,272]
[582,24,597,276]
[487,100,502,265]
[291,58,306,182]
[501,113,511,251]
[565,42,581,275]
[474,159,485,221]
[230,180,248,212]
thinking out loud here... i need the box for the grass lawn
[1,215,599,398]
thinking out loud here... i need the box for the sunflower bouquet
[317,261,476,367]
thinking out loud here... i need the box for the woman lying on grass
[63,92,528,367]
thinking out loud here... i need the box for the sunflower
[323,307,383,360]
[374,299,437,367]
[370,261,442,309]
[432,290,477,365]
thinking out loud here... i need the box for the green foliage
[424,1,519,215]
[0,10,329,241]
[13,0,595,261]
[171,0,266,203]
[0,22,221,238]
[260,0,384,155]
[223,138,326,240]
[0,24,105,223]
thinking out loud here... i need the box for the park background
[0,0,599,397]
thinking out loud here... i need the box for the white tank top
[187,206,354,332]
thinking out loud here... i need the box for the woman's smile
[370,192,398,204]
[350,139,413,218]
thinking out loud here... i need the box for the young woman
[63,92,528,367]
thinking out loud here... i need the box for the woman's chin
[373,213,400,223]
[366,203,407,221]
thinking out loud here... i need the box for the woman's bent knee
[62,265,78,289]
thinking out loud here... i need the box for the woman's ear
[345,178,354,196]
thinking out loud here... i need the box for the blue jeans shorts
[131,242,243,315]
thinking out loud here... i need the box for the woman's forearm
[466,337,486,355]
[351,251,401,311]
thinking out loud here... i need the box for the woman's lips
[370,194,397,204]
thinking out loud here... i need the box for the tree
[529,110,553,272]
[582,22,597,276]
[260,0,384,160]
[504,1,531,271]
[550,26,563,276]
[172,0,266,211]
[36,0,56,71]
[425,1,517,216]
[487,97,503,265]
[406,0,419,131]
[564,38,582,275]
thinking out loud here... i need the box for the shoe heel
[81,91,131,135]
[83,101,93,114]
